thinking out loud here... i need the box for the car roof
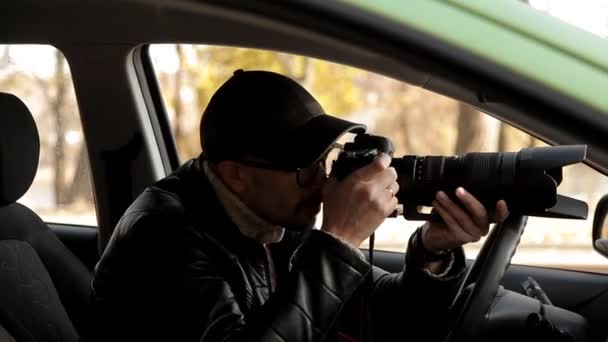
[345,0,608,113]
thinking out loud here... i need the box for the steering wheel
[443,214,528,342]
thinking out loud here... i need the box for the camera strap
[368,233,374,266]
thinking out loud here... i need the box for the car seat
[0,92,92,340]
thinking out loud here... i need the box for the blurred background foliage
[0,46,93,221]
[150,44,546,161]
[155,45,366,158]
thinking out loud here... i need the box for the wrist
[420,223,438,252]
[416,226,452,262]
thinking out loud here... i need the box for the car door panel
[368,249,608,340]
[502,263,608,341]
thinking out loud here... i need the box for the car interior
[1,0,608,341]
[0,92,89,341]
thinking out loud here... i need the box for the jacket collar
[173,156,310,275]
[173,157,254,249]
[202,160,284,245]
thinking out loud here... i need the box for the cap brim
[282,114,366,168]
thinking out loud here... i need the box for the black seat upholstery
[0,92,92,340]
[0,240,79,342]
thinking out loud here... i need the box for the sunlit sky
[1,0,607,78]
[530,0,608,36]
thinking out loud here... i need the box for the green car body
[345,0,608,114]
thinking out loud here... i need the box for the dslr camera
[331,133,588,220]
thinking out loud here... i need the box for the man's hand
[321,154,399,248]
[421,187,509,253]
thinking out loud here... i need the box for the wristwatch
[413,226,452,262]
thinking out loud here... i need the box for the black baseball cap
[200,69,366,169]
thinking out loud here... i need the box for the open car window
[149,44,608,273]
[0,45,97,227]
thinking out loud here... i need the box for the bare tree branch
[454,103,484,154]
[52,49,68,205]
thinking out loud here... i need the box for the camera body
[332,134,395,180]
[331,133,588,220]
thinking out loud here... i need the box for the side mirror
[592,194,608,258]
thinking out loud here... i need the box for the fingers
[376,166,398,190]
[436,190,486,240]
[432,199,476,243]
[447,187,510,225]
[384,195,399,216]
[494,200,509,222]
[347,152,398,207]
[386,181,399,197]
[321,153,400,247]
[428,188,510,250]
[454,187,489,234]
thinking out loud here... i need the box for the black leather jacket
[88,158,466,342]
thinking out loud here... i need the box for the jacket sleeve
[366,229,467,342]
[183,229,372,342]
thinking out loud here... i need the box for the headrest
[0,93,40,205]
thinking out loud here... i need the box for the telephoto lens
[331,134,588,221]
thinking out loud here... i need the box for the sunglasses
[236,143,343,187]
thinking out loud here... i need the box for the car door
[332,1,608,339]
[370,233,608,342]
[140,1,608,340]
[145,38,608,341]
[5,0,605,340]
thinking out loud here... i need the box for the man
[88,70,508,342]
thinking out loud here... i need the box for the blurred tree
[156,45,364,160]
[153,45,544,163]
[454,103,483,154]
[50,49,69,205]
[172,44,188,153]
[498,123,544,152]
[32,49,92,207]
[0,45,96,222]
[498,123,509,152]
[372,78,458,157]
[372,81,415,154]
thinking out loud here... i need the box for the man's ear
[215,160,247,194]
